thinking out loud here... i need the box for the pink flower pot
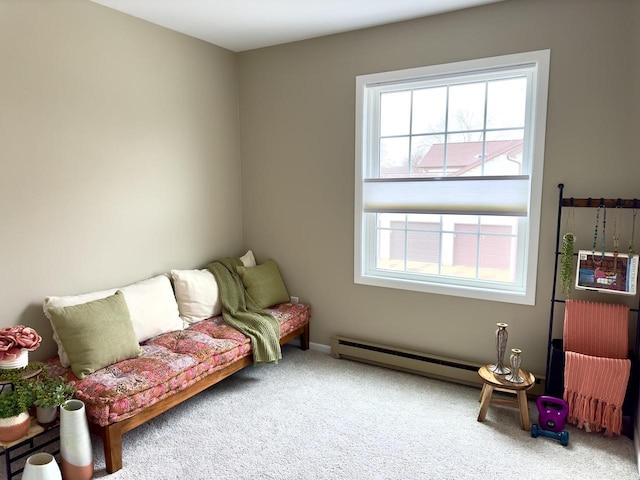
[0,412,30,442]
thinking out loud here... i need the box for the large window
[354,51,550,305]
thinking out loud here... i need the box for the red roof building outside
[415,139,523,176]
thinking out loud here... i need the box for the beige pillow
[236,259,290,309]
[47,291,142,379]
[44,274,182,366]
[239,249,256,267]
[171,269,222,324]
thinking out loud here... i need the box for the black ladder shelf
[546,183,640,435]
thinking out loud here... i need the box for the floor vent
[331,335,545,395]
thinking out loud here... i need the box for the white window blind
[363,175,530,216]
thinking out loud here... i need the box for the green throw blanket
[207,257,282,365]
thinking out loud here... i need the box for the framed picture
[575,250,639,295]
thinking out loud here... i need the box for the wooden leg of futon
[102,424,124,473]
[300,324,310,350]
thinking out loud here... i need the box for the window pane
[484,130,524,176]
[407,213,441,229]
[445,133,485,176]
[486,77,526,130]
[478,216,518,282]
[485,128,524,141]
[377,214,406,271]
[478,234,515,281]
[405,216,441,273]
[447,82,486,132]
[380,91,411,137]
[412,87,447,135]
[380,137,410,177]
[411,135,443,177]
[479,215,518,234]
[451,222,479,279]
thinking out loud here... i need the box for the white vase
[60,399,93,480]
[22,452,62,480]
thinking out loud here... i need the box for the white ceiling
[90,0,506,52]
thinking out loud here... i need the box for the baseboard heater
[331,335,545,396]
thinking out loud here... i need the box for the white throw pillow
[171,269,222,324]
[44,275,183,367]
[239,249,256,267]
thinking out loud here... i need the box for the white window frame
[354,50,550,305]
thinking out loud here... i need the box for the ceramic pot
[36,406,58,425]
[489,323,511,375]
[0,411,30,442]
[506,348,524,383]
[60,399,93,480]
[0,348,28,370]
[22,452,62,480]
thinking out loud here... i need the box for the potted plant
[31,370,76,425]
[0,375,34,442]
[0,325,42,369]
[560,233,575,298]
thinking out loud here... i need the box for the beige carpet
[81,345,637,480]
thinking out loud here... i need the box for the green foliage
[0,362,43,383]
[31,367,76,408]
[0,364,76,417]
[0,374,34,418]
[561,233,575,298]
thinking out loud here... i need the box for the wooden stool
[477,364,536,430]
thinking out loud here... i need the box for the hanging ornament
[601,205,607,262]
[613,204,621,275]
[591,203,606,266]
[560,205,576,298]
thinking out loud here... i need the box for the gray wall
[238,0,640,375]
[1,0,243,360]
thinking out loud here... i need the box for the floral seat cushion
[46,302,310,426]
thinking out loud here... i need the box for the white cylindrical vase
[60,399,94,480]
[22,452,62,480]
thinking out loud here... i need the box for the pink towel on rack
[564,351,630,436]
[563,300,629,358]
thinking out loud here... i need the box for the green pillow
[48,290,142,379]
[236,259,290,309]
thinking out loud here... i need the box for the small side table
[0,417,60,479]
[477,364,536,431]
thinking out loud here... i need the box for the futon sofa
[42,253,311,473]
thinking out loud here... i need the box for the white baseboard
[285,339,330,354]
[309,342,330,354]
